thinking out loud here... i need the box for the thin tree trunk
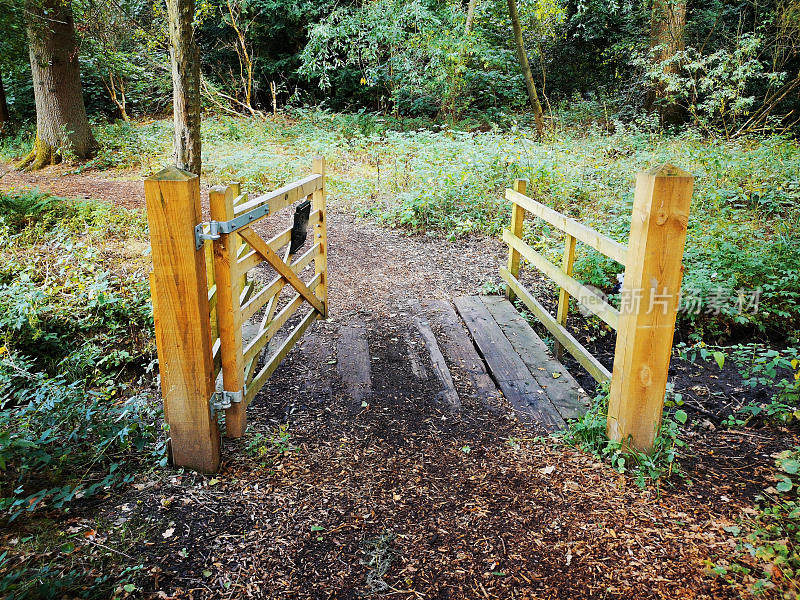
[0,71,9,131]
[17,0,95,170]
[650,0,687,124]
[167,0,202,174]
[465,0,476,34]
[507,0,544,137]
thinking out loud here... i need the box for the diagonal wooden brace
[238,227,325,315]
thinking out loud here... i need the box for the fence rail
[501,165,694,451]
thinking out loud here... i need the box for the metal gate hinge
[194,202,272,250]
[211,389,244,411]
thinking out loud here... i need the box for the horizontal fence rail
[501,165,694,452]
[503,179,624,383]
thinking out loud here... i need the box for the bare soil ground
[2,166,796,599]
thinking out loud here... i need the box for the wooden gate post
[607,164,694,451]
[506,179,528,302]
[145,167,220,472]
[209,184,247,438]
[312,156,329,317]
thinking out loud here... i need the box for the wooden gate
[146,158,328,472]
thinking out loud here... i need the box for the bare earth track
[2,166,798,599]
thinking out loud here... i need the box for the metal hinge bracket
[194,202,272,250]
[210,389,244,412]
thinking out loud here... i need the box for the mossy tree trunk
[17,0,95,170]
[507,0,544,137]
[167,0,202,174]
[0,71,9,131]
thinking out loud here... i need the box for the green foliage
[560,384,687,489]
[709,448,800,596]
[680,342,800,426]
[245,424,295,466]
[0,190,164,522]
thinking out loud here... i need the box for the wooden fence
[501,165,694,451]
[146,159,328,471]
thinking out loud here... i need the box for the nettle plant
[560,383,688,489]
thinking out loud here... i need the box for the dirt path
[0,166,783,599]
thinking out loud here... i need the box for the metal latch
[211,389,244,411]
[194,201,273,250]
[289,200,312,254]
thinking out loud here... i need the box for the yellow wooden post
[145,167,220,472]
[607,164,694,451]
[554,233,577,360]
[210,184,247,438]
[506,179,527,302]
[230,182,249,296]
[312,156,328,317]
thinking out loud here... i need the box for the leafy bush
[0,190,164,522]
[680,342,800,426]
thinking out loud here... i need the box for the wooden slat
[454,296,563,431]
[239,244,320,321]
[234,173,322,219]
[242,272,322,365]
[419,299,500,407]
[500,267,611,383]
[505,188,628,264]
[502,229,620,330]
[482,296,589,421]
[236,210,321,273]
[246,308,320,404]
[239,227,325,315]
[337,320,372,407]
[408,300,461,411]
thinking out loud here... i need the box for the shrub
[0,190,164,522]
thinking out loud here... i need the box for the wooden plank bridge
[146,161,694,472]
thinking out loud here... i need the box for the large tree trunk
[166,0,202,174]
[507,0,544,137]
[650,0,687,124]
[0,71,9,131]
[17,0,95,170]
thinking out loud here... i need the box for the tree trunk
[0,71,9,131]
[650,0,687,124]
[465,0,476,34]
[167,0,202,174]
[17,0,95,170]
[507,0,544,137]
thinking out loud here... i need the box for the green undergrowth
[709,448,800,596]
[0,188,165,524]
[678,341,800,426]
[2,105,797,340]
[560,383,689,490]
